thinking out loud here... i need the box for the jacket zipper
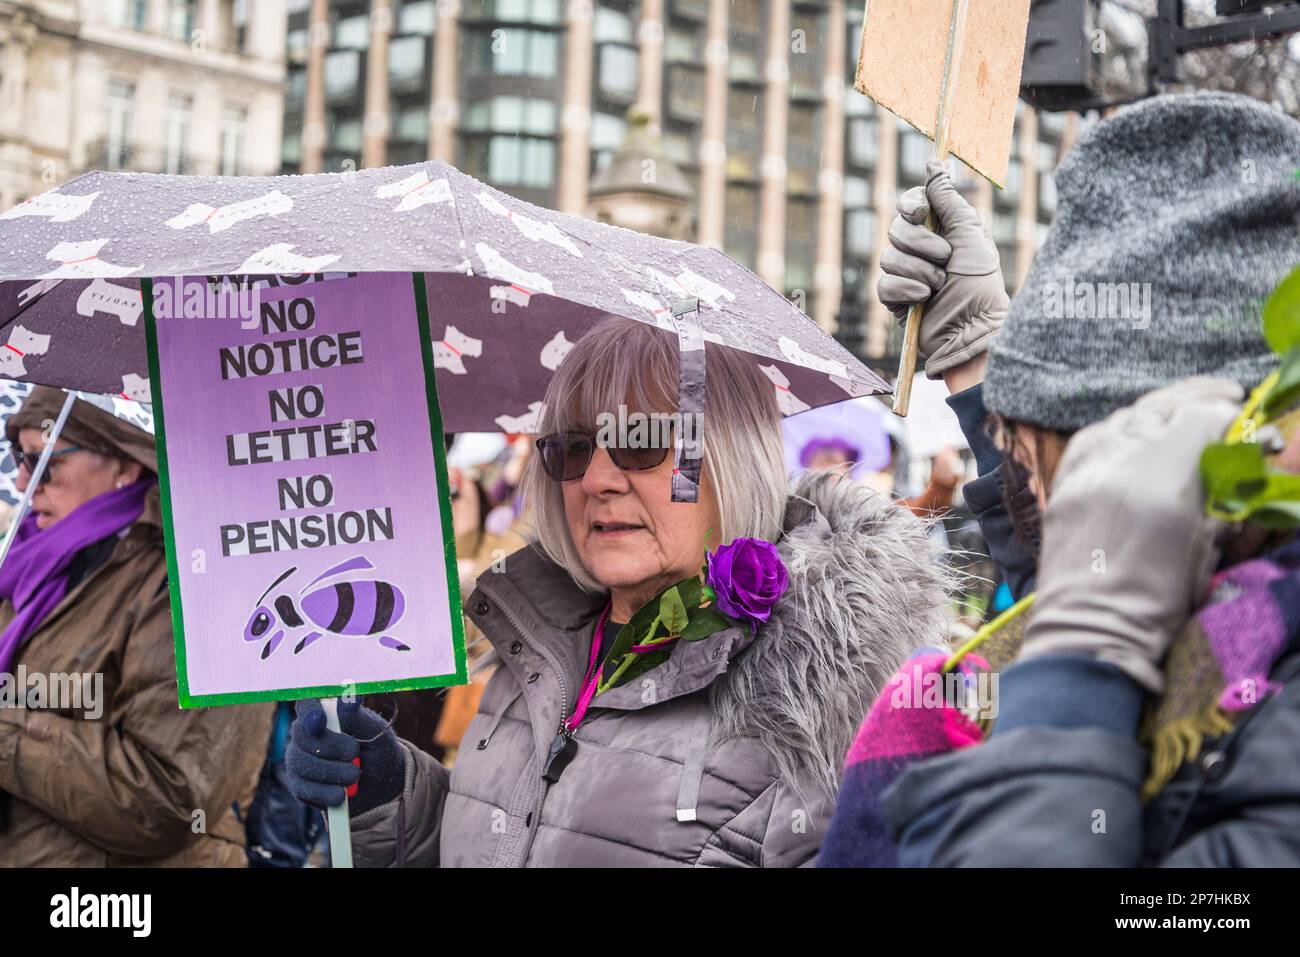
[486,593,574,866]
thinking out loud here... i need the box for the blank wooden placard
[855,0,1032,187]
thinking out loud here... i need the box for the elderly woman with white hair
[286,316,949,866]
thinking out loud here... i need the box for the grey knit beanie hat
[984,90,1300,433]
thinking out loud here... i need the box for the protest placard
[856,0,1033,415]
[144,272,465,707]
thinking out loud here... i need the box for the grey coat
[350,473,950,867]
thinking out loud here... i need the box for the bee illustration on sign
[243,555,409,659]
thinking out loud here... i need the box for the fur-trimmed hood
[470,471,952,802]
[712,472,953,798]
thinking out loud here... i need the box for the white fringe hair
[520,315,789,594]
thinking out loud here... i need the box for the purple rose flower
[705,537,789,630]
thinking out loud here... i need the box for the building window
[725,183,756,225]
[325,50,362,97]
[728,88,759,128]
[1039,172,1057,216]
[394,106,430,142]
[788,105,818,146]
[334,117,364,153]
[991,210,1017,246]
[287,29,309,65]
[731,0,761,30]
[335,15,370,49]
[399,0,438,34]
[843,175,870,209]
[389,35,427,87]
[665,26,699,63]
[474,28,559,77]
[464,95,557,135]
[169,1,197,42]
[845,208,876,258]
[598,44,638,98]
[283,129,302,167]
[662,129,694,166]
[486,136,555,188]
[590,112,626,152]
[847,116,877,168]
[728,49,760,82]
[487,0,563,24]
[1039,109,1068,138]
[164,94,193,174]
[220,106,248,175]
[667,65,704,120]
[845,89,874,118]
[106,0,148,30]
[287,67,306,104]
[594,6,633,43]
[726,148,757,180]
[106,80,136,169]
[898,127,929,182]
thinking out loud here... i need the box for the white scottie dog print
[376,172,453,212]
[40,240,140,279]
[77,278,143,327]
[235,243,340,275]
[1,190,98,223]
[0,326,51,377]
[166,190,294,234]
[760,364,811,416]
[432,325,482,375]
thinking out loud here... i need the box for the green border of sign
[143,273,467,708]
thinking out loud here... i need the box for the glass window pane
[524,99,556,134]
[488,135,522,182]
[843,175,869,208]
[325,51,361,95]
[590,112,626,151]
[165,94,192,173]
[335,15,369,49]
[399,0,438,34]
[599,44,638,97]
[593,7,633,43]
[334,118,363,152]
[389,35,426,83]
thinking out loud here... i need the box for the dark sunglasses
[10,444,83,485]
[536,431,672,482]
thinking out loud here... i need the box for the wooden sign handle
[892,0,969,417]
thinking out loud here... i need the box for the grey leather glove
[877,159,1009,379]
[1019,377,1245,694]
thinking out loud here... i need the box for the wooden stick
[320,697,354,868]
[892,0,970,416]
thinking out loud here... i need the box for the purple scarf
[0,476,154,676]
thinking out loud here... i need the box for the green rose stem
[596,618,682,694]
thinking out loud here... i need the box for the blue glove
[285,699,404,815]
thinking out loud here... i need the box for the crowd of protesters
[1,90,1298,867]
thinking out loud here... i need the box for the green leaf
[1202,438,1300,527]
[611,648,673,688]
[1262,343,1300,417]
[679,606,734,641]
[1262,265,1300,355]
[660,587,689,634]
[1200,441,1266,511]
[676,576,703,608]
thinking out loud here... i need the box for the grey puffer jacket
[350,472,950,867]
